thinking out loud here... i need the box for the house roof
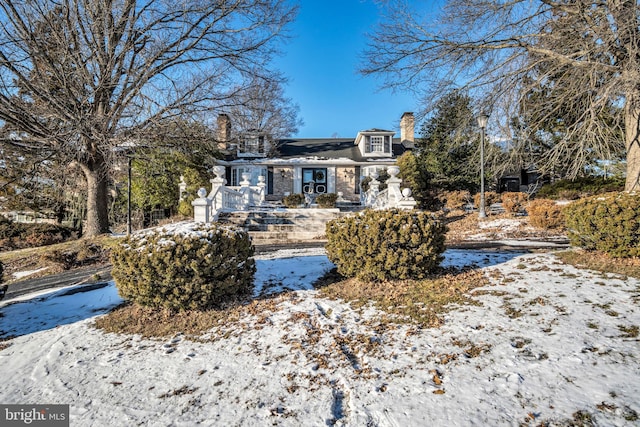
[276,138,362,160]
[275,137,410,161]
[220,136,412,166]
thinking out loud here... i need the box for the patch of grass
[0,235,117,282]
[502,303,523,319]
[617,324,639,338]
[94,293,293,339]
[555,250,640,279]
[587,322,599,330]
[452,339,492,358]
[316,267,487,328]
[571,410,595,426]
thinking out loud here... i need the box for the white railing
[362,166,417,210]
[193,166,266,222]
[193,164,416,223]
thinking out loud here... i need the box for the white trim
[327,167,336,193]
[293,167,302,193]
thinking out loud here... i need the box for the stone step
[218,208,347,243]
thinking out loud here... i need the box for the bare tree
[361,0,638,191]
[225,74,303,140]
[0,0,296,236]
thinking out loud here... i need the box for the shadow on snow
[0,249,527,339]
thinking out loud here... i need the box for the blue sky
[274,1,420,138]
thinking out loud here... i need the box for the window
[302,168,327,194]
[370,136,385,153]
[238,135,266,156]
[365,135,391,154]
[231,167,267,186]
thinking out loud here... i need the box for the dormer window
[370,135,386,153]
[359,132,393,156]
[237,135,267,157]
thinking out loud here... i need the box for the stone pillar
[210,166,226,195]
[366,172,380,207]
[397,188,417,210]
[178,175,187,201]
[192,188,211,222]
[239,172,251,209]
[256,175,266,205]
[386,165,403,207]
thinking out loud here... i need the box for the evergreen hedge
[536,176,625,200]
[563,193,639,258]
[111,222,255,310]
[325,209,447,281]
[316,193,337,208]
[282,193,304,208]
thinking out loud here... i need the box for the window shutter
[384,136,391,153]
[365,136,371,153]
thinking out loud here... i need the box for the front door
[302,168,327,194]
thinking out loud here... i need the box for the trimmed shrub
[178,199,194,217]
[282,193,304,208]
[526,199,565,230]
[501,192,528,215]
[325,209,447,281]
[316,193,338,208]
[536,177,625,200]
[563,193,640,258]
[442,190,471,211]
[111,222,255,310]
[473,191,500,209]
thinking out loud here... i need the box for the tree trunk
[79,156,111,237]
[625,93,640,192]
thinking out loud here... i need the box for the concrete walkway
[2,264,112,303]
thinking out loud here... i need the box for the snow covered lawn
[1,247,639,426]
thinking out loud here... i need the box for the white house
[215,112,415,203]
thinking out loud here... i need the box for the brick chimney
[400,112,415,148]
[217,113,231,150]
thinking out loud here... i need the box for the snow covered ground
[1,247,639,426]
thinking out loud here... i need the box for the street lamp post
[477,113,489,219]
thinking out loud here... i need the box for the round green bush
[110,222,256,310]
[282,193,304,208]
[563,192,639,258]
[325,209,447,281]
[316,193,338,208]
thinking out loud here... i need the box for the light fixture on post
[477,113,489,219]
